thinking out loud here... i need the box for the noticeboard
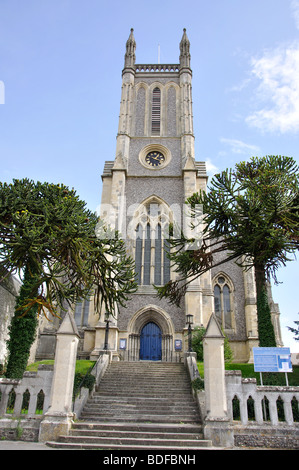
[119,338,127,350]
[253,347,292,373]
[175,339,182,351]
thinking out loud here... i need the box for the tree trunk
[254,263,276,347]
[5,266,39,378]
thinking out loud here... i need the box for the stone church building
[35,29,283,364]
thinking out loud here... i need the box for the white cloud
[220,138,260,155]
[205,159,220,175]
[246,41,299,133]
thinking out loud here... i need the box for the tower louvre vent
[151,87,161,135]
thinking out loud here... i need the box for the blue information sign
[253,347,292,373]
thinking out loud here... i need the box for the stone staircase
[46,361,212,450]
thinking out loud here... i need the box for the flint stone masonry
[234,424,299,449]
[0,418,41,442]
[118,290,184,332]
[128,139,182,177]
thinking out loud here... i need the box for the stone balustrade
[135,64,180,73]
[0,365,53,418]
[0,354,110,420]
[226,370,299,426]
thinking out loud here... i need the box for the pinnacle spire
[124,28,136,69]
[179,28,191,68]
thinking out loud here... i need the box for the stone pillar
[243,264,259,362]
[203,313,234,448]
[39,312,80,442]
[90,320,119,361]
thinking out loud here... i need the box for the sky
[0,0,298,353]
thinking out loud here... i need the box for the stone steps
[47,422,212,450]
[83,401,197,410]
[79,414,199,423]
[46,361,212,450]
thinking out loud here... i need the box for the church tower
[93,28,214,361]
[80,29,282,363]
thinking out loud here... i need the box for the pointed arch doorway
[140,322,162,361]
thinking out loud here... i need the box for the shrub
[73,372,96,399]
[192,326,233,363]
[191,377,205,391]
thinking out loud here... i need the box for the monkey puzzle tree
[0,178,137,378]
[288,314,299,343]
[156,155,299,347]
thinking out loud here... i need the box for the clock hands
[145,151,165,167]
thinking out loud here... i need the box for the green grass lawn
[25,360,54,372]
[20,359,299,387]
[197,361,299,386]
[26,359,95,375]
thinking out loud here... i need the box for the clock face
[145,151,165,167]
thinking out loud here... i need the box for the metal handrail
[72,362,96,403]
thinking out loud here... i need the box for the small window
[223,285,232,328]
[152,87,161,135]
[74,298,90,327]
[214,284,221,325]
[74,301,83,325]
[213,274,234,330]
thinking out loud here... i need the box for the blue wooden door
[140,322,162,361]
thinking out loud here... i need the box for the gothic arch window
[232,395,241,421]
[36,390,45,414]
[74,297,90,327]
[21,389,30,414]
[213,273,234,330]
[134,198,171,286]
[151,87,161,135]
[7,388,16,413]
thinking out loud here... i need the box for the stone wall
[234,424,299,449]
[0,274,21,365]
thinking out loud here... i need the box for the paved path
[0,440,56,450]
[0,440,279,451]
